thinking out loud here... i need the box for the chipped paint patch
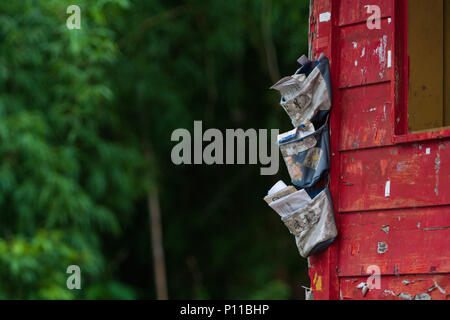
[362,285,369,297]
[387,50,392,68]
[434,280,446,294]
[414,293,431,300]
[434,151,440,196]
[396,161,406,172]
[357,282,366,289]
[428,280,447,294]
[360,47,365,57]
[384,180,390,197]
[356,282,369,297]
[313,272,322,291]
[383,289,396,296]
[381,225,389,234]
[426,148,431,155]
[374,35,388,66]
[352,41,357,48]
[420,226,450,231]
[377,241,388,254]
[319,12,331,22]
[398,293,412,300]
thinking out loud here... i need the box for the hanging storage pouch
[278,121,330,189]
[280,188,337,258]
[271,55,332,129]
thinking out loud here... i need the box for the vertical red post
[307,0,340,300]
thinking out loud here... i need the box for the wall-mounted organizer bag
[278,121,330,189]
[265,53,337,260]
[270,55,332,129]
[280,188,337,258]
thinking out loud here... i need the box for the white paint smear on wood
[385,180,391,197]
[319,12,331,22]
[387,50,392,68]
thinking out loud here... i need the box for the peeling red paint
[308,0,450,300]
[340,275,449,300]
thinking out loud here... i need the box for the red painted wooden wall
[307,0,450,300]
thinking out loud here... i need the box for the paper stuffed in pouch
[264,180,297,204]
[271,54,332,128]
[264,181,337,258]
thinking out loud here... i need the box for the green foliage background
[0,0,310,299]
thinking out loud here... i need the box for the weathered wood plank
[307,0,340,301]
[339,140,450,212]
[338,0,393,26]
[340,275,449,300]
[338,19,393,88]
[338,207,450,276]
[339,82,393,150]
